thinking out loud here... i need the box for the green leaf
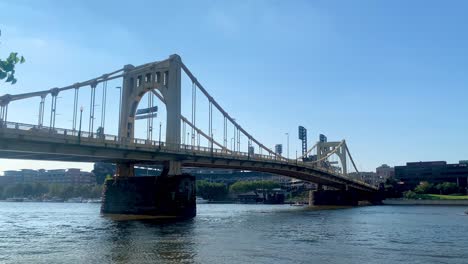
[8,52,18,60]
[0,33,26,85]
[6,74,14,82]
[2,63,13,72]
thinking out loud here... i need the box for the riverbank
[384,198,468,205]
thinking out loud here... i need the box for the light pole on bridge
[285,132,289,160]
[78,106,83,143]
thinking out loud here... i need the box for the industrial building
[394,161,468,189]
[376,164,394,179]
[0,169,95,185]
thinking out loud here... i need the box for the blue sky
[0,0,467,174]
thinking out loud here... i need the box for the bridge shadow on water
[98,206,357,264]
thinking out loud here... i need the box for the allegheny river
[0,203,467,264]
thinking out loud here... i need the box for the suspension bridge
[0,54,379,217]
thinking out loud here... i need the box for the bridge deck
[0,122,378,192]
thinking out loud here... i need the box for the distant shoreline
[384,199,468,205]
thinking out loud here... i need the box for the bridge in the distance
[0,54,379,218]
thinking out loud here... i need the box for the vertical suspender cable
[49,96,53,128]
[38,96,45,127]
[147,91,153,141]
[197,131,201,147]
[147,93,150,140]
[233,124,236,152]
[151,91,154,141]
[100,81,107,133]
[34,101,40,127]
[72,88,79,131]
[223,116,227,148]
[49,94,57,129]
[182,120,186,145]
[5,105,8,124]
[1,104,8,124]
[52,96,56,129]
[89,84,96,135]
[209,101,212,144]
[191,82,196,146]
[237,128,240,152]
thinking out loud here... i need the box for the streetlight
[78,106,84,143]
[285,132,289,160]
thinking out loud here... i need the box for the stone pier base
[101,174,196,219]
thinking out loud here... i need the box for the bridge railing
[0,121,375,189]
[1,121,296,163]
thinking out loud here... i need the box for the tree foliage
[229,180,280,194]
[196,180,228,201]
[414,181,435,194]
[413,181,462,195]
[382,177,403,198]
[0,30,25,85]
[434,182,460,195]
[93,162,115,184]
[403,190,418,199]
[0,183,102,199]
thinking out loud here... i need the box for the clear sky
[0,0,467,174]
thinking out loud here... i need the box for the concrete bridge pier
[101,161,196,219]
[115,163,135,177]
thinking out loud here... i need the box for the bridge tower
[316,140,348,175]
[102,54,195,219]
[117,54,182,176]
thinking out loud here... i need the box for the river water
[0,202,467,264]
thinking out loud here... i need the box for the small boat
[290,202,305,207]
[86,198,102,203]
[23,198,40,202]
[43,197,64,203]
[6,197,24,202]
[65,197,83,203]
[196,197,208,204]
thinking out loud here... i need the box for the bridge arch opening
[326,152,347,175]
[132,90,167,143]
